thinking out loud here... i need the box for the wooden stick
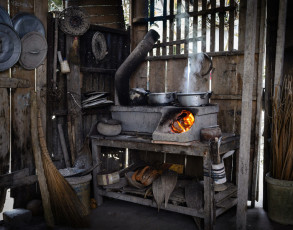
[30,91,55,227]
[53,14,58,89]
[58,124,71,168]
[67,115,76,165]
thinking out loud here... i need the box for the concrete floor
[1,198,292,230]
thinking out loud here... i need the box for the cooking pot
[129,88,149,106]
[148,92,175,106]
[177,91,212,107]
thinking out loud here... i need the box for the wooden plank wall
[68,0,125,29]
[5,0,48,208]
[80,25,130,138]
[129,0,261,194]
[210,54,259,198]
[46,22,130,167]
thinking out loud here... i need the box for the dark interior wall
[283,1,293,76]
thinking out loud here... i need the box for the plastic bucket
[66,174,92,212]
[265,173,293,225]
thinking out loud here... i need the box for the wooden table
[90,134,239,230]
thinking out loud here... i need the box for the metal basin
[148,92,175,106]
[177,91,212,107]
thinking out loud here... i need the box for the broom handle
[31,92,54,227]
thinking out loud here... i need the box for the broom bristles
[272,75,293,181]
[37,110,89,227]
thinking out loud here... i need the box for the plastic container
[66,174,92,212]
[265,173,293,225]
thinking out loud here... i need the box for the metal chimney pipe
[115,29,160,105]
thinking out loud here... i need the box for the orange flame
[171,110,195,133]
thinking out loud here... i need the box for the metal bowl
[148,92,175,106]
[177,91,212,107]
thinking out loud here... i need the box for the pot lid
[0,6,13,27]
[12,13,45,39]
[19,32,47,70]
[0,23,21,72]
[59,6,90,36]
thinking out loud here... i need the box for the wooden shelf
[98,189,205,218]
[80,67,116,74]
[91,134,239,230]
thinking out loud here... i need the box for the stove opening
[171,110,195,133]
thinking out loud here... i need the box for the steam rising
[180,53,207,93]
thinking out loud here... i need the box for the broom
[37,109,89,227]
[272,75,293,181]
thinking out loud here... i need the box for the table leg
[204,150,215,230]
[91,139,103,206]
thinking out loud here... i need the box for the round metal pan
[148,92,175,106]
[12,13,45,39]
[19,31,47,70]
[177,91,213,107]
[0,23,21,72]
[0,5,13,27]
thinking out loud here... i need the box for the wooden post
[236,0,258,229]
[273,0,287,98]
[31,92,54,227]
[34,0,48,139]
[9,0,36,209]
[0,1,10,212]
[251,0,267,208]
[66,36,83,153]
[91,139,103,206]
[203,150,214,230]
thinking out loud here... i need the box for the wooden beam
[80,67,116,74]
[0,169,29,186]
[0,175,37,188]
[273,0,287,98]
[98,189,205,218]
[0,77,31,88]
[236,0,258,229]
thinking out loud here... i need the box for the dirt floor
[1,198,292,230]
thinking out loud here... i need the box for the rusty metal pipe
[115,29,159,105]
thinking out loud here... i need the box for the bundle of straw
[272,75,293,181]
[37,110,89,227]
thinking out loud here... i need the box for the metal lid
[12,13,45,39]
[59,6,90,36]
[0,5,13,27]
[19,32,47,70]
[0,23,21,71]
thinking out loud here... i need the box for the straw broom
[37,109,89,227]
[272,75,293,181]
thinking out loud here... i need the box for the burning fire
[171,110,195,133]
